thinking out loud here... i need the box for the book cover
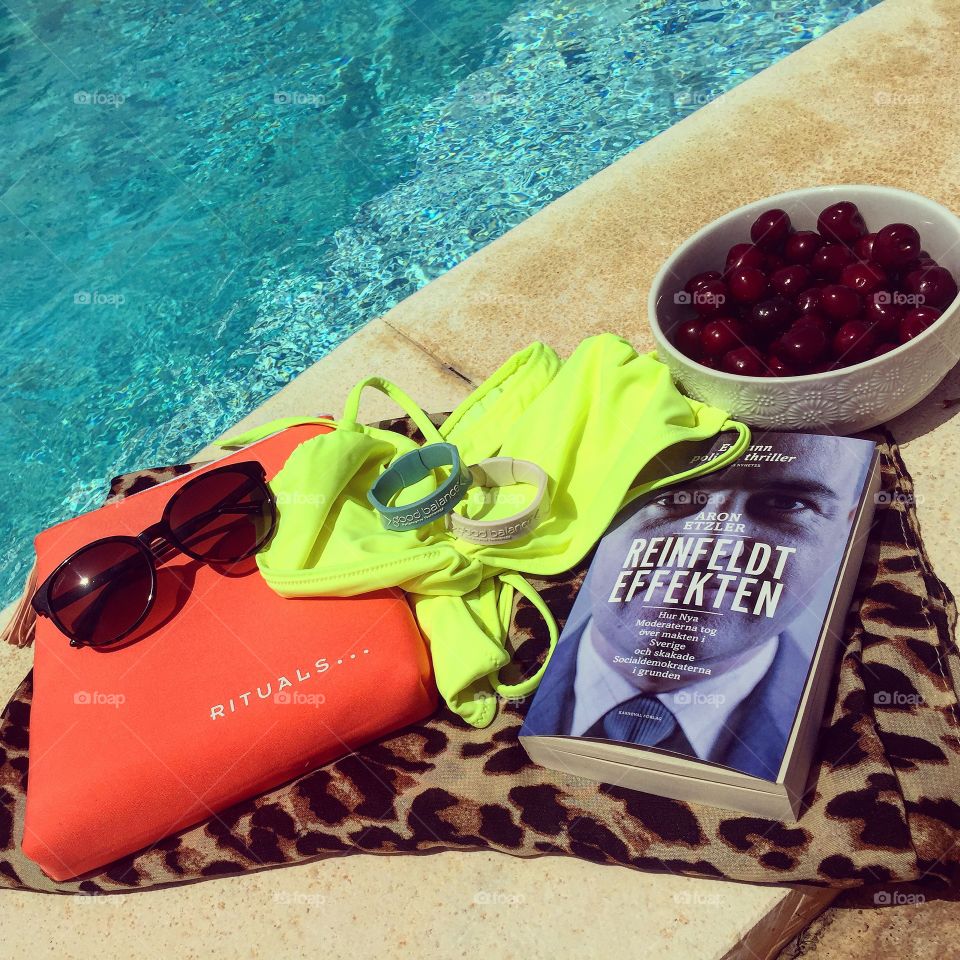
[520,431,877,783]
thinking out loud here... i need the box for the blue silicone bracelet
[367,442,472,531]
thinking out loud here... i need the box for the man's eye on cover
[751,492,813,514]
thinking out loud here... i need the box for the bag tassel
[1,563,38,648]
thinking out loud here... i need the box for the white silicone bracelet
[446,457,550,544]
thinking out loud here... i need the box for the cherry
[721,346,766,377]
[776,322,829,368]
[899,306,942,342]
[784,230,822,265]
[793,312,832,337]
[840,260,888,296]
[691,277,729,316]
[864,291,905,337]
[817,201,867,245]
[697,354,722,370]
[750,209,792,250]
[701,317,747,357]
[853,233,877,261]
[901,254,937,277]
[899,259,937,287]
[820,284,862,321]
[769,265,810,299]
[674,318,705,358]
[811,243,855,280]
[750,298,796,339]
[727,266,768,303]
[725,243,766,273]
[684,270,722,295]
[765,354,796,377]
[832,320,876,365]
[871,223,922,270]
[904,265,958,310]
[795,287,823,314]
[871,342,898,358]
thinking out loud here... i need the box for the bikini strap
[342,376,444,442]
[215,374,446,450]
[489,571,560,701]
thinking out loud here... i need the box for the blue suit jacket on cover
[521,608,808,781]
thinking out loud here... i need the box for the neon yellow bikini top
[220,334,750,727]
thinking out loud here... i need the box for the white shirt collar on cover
[570,619,778,760]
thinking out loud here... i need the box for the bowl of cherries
[648,184,960,432]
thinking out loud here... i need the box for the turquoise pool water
[1,0,876,606]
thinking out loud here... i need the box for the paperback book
[519,431,880,820]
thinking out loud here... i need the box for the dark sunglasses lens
[49,540,154,646]
[167,468,274,563]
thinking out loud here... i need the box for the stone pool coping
[5,0,960,956]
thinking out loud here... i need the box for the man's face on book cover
[587,435,868,689]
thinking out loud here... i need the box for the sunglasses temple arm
[170,501,266,552]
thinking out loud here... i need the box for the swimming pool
[1,0,876,606]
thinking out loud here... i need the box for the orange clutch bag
[22,423,437,880]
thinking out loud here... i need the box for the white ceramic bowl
[648,185,960,433]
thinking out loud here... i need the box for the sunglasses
[32,461,277,648]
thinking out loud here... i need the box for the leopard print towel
[0,419,957,894]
